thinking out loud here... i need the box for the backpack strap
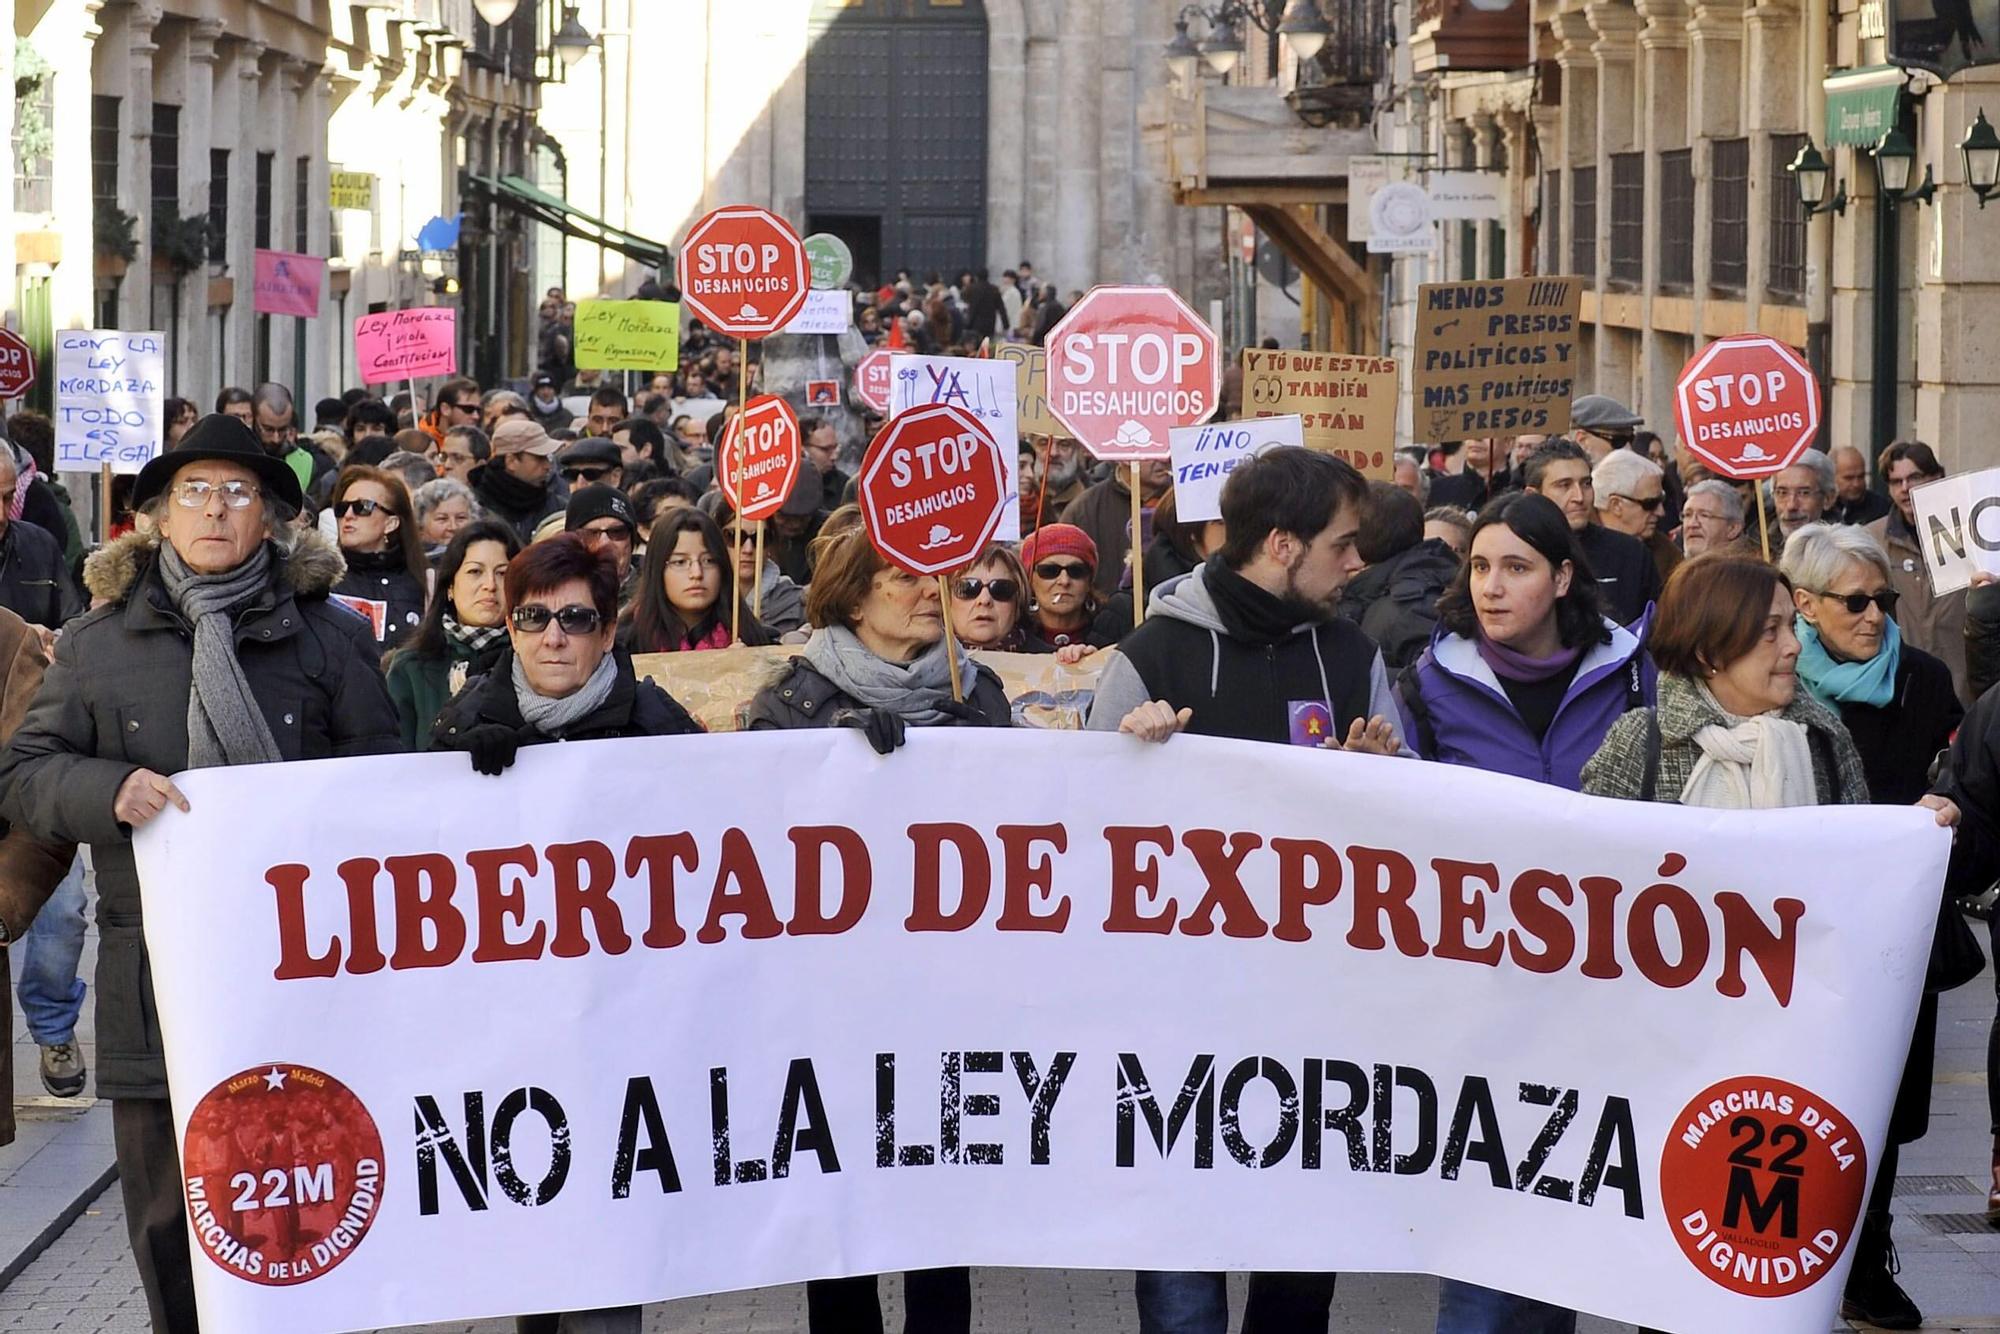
[1639,707,1662,803]
[1395,659,1438,759]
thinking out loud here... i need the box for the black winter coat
[1574,523,1662,628]
[0,530,401,1099]
[433,646,702,746]
[1964,581,2000,700]
[470,462,566,546]
[332,546,428,653]
[744,657,1013,731]
[1339,538,1458,671]
[0,518,79,629]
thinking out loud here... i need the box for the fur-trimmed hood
[82,528,348,607]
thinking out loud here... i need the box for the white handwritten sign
[1909,468,2000,596]
[1168,415,1305,522]
[890,353,1021,541]
[55,329,166,474]
[781,289,851,336]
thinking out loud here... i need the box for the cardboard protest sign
[1412,277,1581,443]
[1168,415,1305,522]
[253,250,325,318]
[782,289,850,336]
[993,343,1064,437]
[573,300,680,372]
[1241,350,1397,480]
[353,308,457,383]
[890,353,1021,540]
[55,329,165,473]
[1908,468,2000,595]
[137,734,1944,1333]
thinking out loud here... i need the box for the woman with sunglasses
[329,465,429,653]
[1018,524,1110,649]
[1777,522,1963,1331]
[946,543,1048,652]
[622,509,774,652]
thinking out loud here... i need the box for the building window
[1659,148,1694,291]
[255,152,274,250]
[295,155,310,253]
[1768,132,1807,302]
[91,95,120,213]
[1711,137,1750,292]
[150,103,181,220]
[1540,170,1560,276]
[1570,165,1596,278]
[1608,152,1644,288]
[1459,221,1478,280]
[1485,220,1505,278]
[12,51,54,215]
[207,150,230,263]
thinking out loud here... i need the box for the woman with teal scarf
[1782,521,1962,1332]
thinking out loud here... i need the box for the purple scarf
[1476,633,1582,684]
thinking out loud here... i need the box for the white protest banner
[135,732,1943,1334]
[782,288,851,336]
[55,329,166,473]
[1908,469,2000,595]
[1168,415,1304,521]
[890,353,1021,539]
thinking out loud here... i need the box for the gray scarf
[512,650,618,736]
[157,542,284,769]
[801,625,972,726]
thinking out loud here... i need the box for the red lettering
[1628,883,1709,989]
[995,823,1070,932]
[1576,874,1625,979]
[696,828,784,943]
[1505,869,1576,973]
[1714,893,1804,1006]
[1102,826,1177,933]
[788,825,872,935]
[1432,858,1502,966]
[1344,845,1427,956]
[906,822,991,931]
[1271,837,1341,942]
[388,852,466,970]
[626,833,697,948]
[469,844,546,963]
[548,840,629,958]
[1178,829,1268,938]
[340,857,387,974]
[268,862,340,980]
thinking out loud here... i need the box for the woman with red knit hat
[1019,523,1112,649]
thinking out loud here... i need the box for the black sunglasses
[1615,493,1664,513]
[510,604,603,635]
[1035,561,1091,582]
[333,498,384,518]
[952,577,1020,602]
[563,465,614,483]
[1819,589,1899,616]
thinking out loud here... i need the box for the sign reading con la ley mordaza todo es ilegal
[1412,277,1581,443]
[56,329,165,473]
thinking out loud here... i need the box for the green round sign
[804,233,854,290]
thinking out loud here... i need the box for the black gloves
[461,722,528,776]
[835,706,906,756]
[933,698,985,723]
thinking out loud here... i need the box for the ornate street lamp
[552,5,595,69]
[472,0,521,24]
[1961,110,2000,208]
[1165,18,1202,83]
[1200,15,1245,75]
[1276,0,1332,61]
[1786,139,1847,217]
[1872,126,1935,205]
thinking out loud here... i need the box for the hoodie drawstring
[1310,626,1335,712]
[1209,628,1221,697]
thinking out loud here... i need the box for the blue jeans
[1135,1271,1226,1334]
[1435,1280,1577,1334]
[15,855,86,1045]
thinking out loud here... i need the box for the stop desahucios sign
[859,404,1008,575]
[1672,334,1821,480]
[1045,285,1220,460]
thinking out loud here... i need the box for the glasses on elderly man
[172,479,260,510]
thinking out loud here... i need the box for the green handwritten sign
[573,300,680,372]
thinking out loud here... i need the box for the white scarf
[1679,688,1817,810]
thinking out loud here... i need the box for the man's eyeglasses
[447,400,479,414]
[1817,589,1900,616]
[563,465,614,484]
[1034,561,1090,583]
[953,577,1019,602]
[334,498,385,518]
[580,522,633,545]
[1614,493,1664,513]
[172,479,260,510]
[510,604,603,635]
[441,451,476,468]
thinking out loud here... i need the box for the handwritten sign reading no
[55,330,166,474]
[354,308,458,384]
[1169,415,1305,522]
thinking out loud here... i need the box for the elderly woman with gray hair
[414,475,482,556]
[0,414,402,1334]
[1781,520,1962,1330]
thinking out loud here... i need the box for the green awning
[1825,66,1904,148]
[466,174,670,271]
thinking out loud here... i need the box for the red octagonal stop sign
[676,206,810,340]
[1673,334,1821,480]
[1045,285,1220,460]
[717,395,802,522]
[859,404,1008,575]
[0,329,35,400]
[853,348,894,415]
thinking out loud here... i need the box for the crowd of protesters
[0,274,1991,1334]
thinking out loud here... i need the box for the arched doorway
[805,0,988,291]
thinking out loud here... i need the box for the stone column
[1095,0,1136,285]
[181,18,223,396]
[1050,3,1099,290]
[234,40,268,383]
[984,0,1027,276]
[1637,0,1689,422]
[1022,0,1060,281]
[1589,0,1640,399]
[1914,67,2000,471]
[125,4,161,312]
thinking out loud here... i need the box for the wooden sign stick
[1130,461,1146,625]
[938,575,965,703]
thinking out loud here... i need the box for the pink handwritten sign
[353,308,457,383]
[252,250,324,318]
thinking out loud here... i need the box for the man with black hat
[474,418,567,545]
[528,371,574,431]
[560,437,625,493]
[566,484,640,599]
[1567,393,1644,465]
[0,414,401,1334]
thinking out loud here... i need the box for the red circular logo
[181,1063,385,1286]
[1658,1075,1867,1298]
[1044,284,1221,461]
